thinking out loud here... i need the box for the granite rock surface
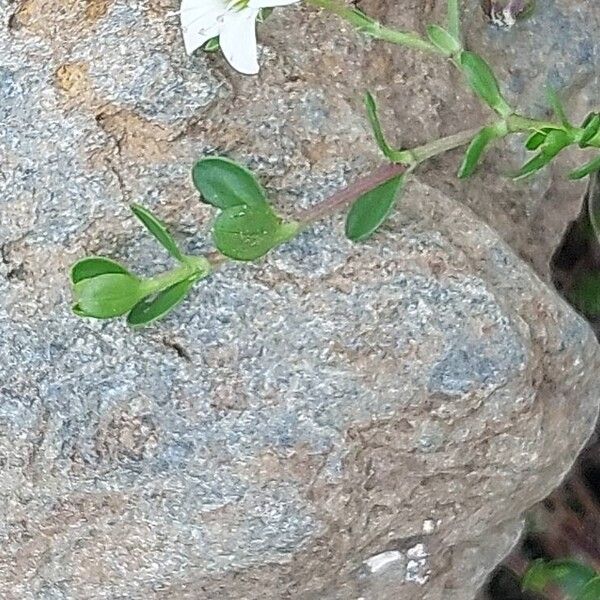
[1,0,600,598]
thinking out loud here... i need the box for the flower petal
[219,9,260,75]
[249,0,299,7]
[180,0,226,54]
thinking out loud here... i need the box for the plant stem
[304,0,442,55]
[296,163,406,225]
[507,114,559,133]
[295,126,482,225]
[447,0,460,40]
[401,126,481,164]
[198,114,590,271]
[141,258,207,295]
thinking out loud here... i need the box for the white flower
[180,0,300,75]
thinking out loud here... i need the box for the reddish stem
[294,163,406,225]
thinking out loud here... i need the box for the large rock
[1,0,599,598]
[1,175,599,598]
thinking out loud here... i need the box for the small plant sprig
[523,558,600,599]
[72,0,600,326]
[73,204,211,325]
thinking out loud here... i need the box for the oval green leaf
[345,174,406,242]
[130,203,185,262]
[525,126,562,151]
[541,129,571,157]
[580,114,600,148]
[192,157,267,209]
[458,126,496,179]
[513,152,551,180]
[74,273,145,319]
[214,204,299,261]
[577,577,600,600]
[364,92,404,163]
[426,24,461,56]
[127,277,195,326]
[523,559,597,596]
[569,155,600,180]
[71,257,130,284]
[202,37,220,52]
[460,51,512,117]
[570,273,600,316]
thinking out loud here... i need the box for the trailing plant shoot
[71,0,600,326]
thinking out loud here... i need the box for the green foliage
[192,157,267,209]
[524,126,562,151]
[73,270,146,319]
[213,204,299,261]
[459,51,512,117]
[194,157,299,261]
[569,155,600,180]
[348,7,377,30]
[426,24,461,56]
[127,278,197,326]
[458,125,497,178]
[364,92,406,163]
[130,203,185,262]
[578,578,600,600]
[446,0,460,41]
[345,173,407,242]
[71,205,211,324]
[580,113,600,147]
[71,256,129,283]
[202,37,220,53]
[71,0,600,327]
[569,274,600,316]
[547,87,571,128]
[515,129,571,179]
[523,559,599,599]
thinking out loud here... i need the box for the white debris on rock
[405,543,430,586]
[364,551,403,574]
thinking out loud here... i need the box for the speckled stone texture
[1,0,600,598]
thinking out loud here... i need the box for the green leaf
[525,130,547,151]
[570,274,600,315]
[192,157,267,210]
[426,24,461,56]
[350,7,376,29]
[577,578,600,600]
[569,155,600,180]
[257,7,273,22]
[458,126,497,178]
[364,92,404,162]
[213,204,299,261]
[547,87,570,127]
[73,273,146,319]
[541,129,571,156]
[127,277,196,326]
[514,153,552,179]
[523,559,597,597]
[525,126,562,151]
[71,257,129,284]
[202,37,220,52]
[130,203,185,262]
[580,114,600,148]
[515,129,570,179]
[459,51,512,117]
[345,174,406,242]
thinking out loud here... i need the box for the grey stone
[1,0,600,598]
